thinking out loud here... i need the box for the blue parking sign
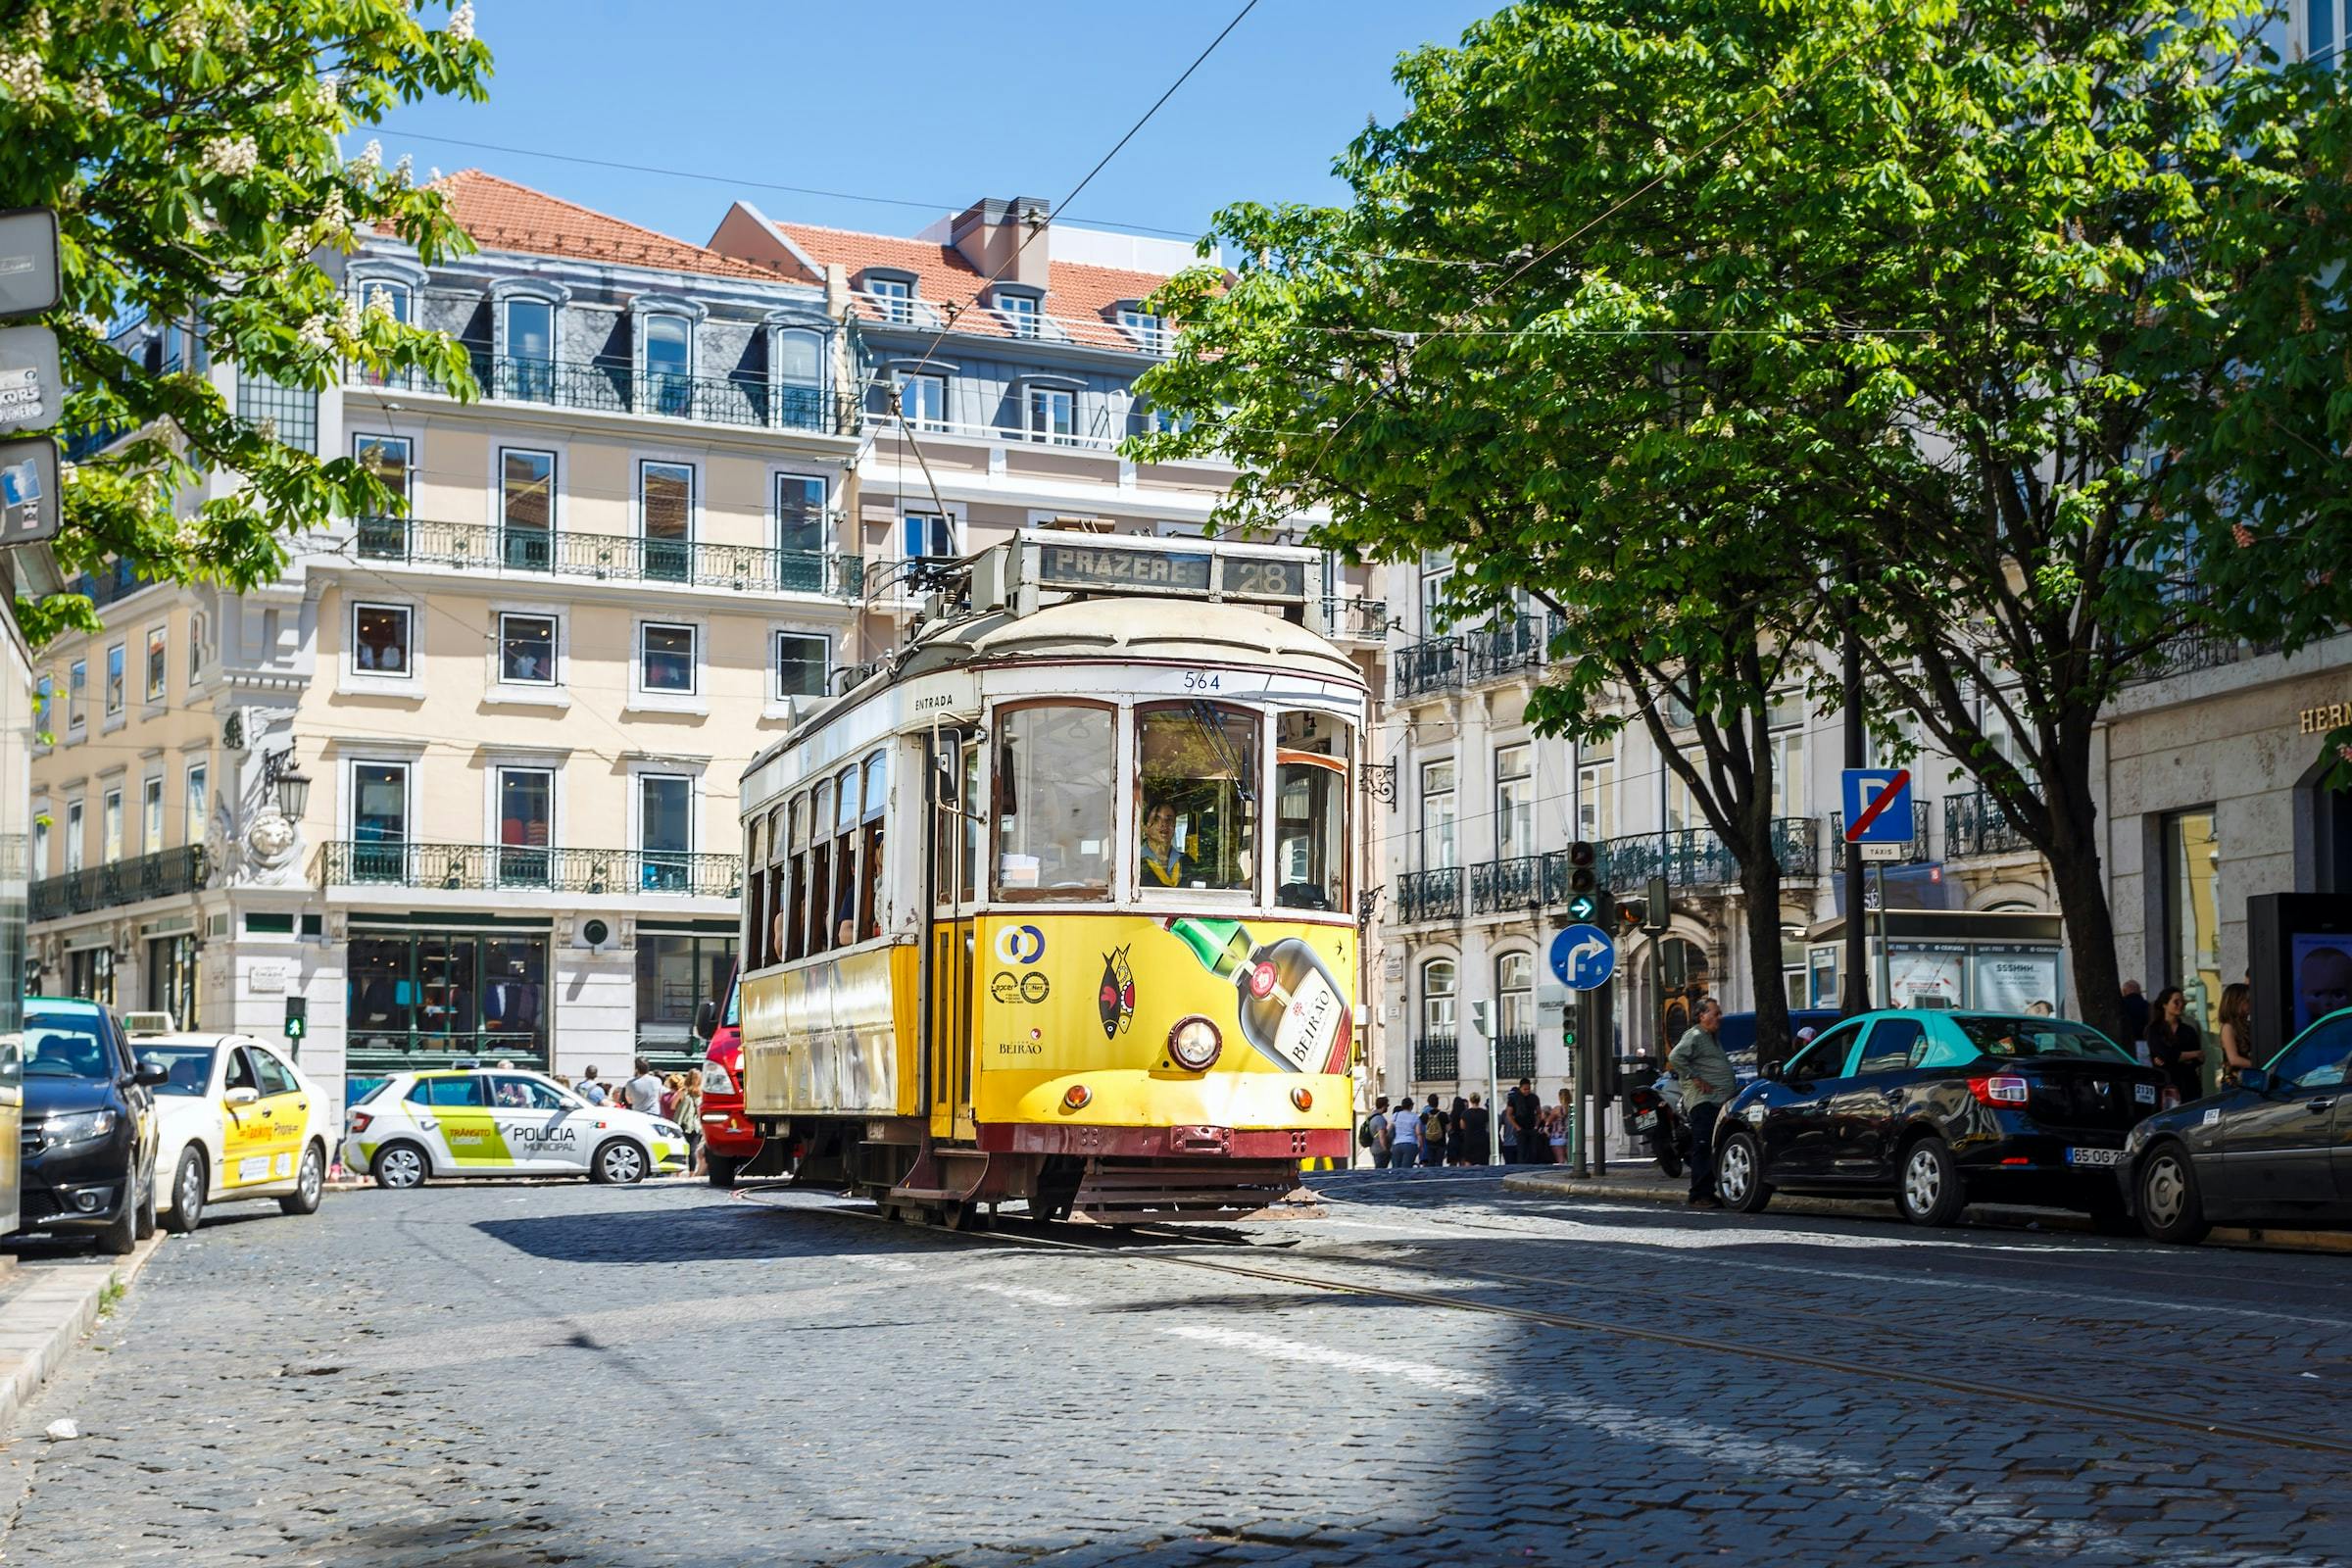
[1840,767,1914,846]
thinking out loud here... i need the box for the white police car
[343,1068,688,1188]
[130,1032,331,1233]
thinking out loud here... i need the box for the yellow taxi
[128,1032,331,1232]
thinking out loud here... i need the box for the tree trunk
[2045,796,2128,1044]
[1732,821,1796,1075]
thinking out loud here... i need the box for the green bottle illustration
[1159,916,1350,1074]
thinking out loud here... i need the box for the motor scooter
[1624,1077,1691,1178]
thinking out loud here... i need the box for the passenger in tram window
[1140,798,1197,888]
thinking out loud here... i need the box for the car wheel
[132,1157,157,1241]
[164,1148,208,1235]
[95,1157,141,1255]
[2136,1146,2210,1245]
[1896,1137,1966,1227]
[279,1142,325,1216]
[592,1139,647,1186]
[1716,1131,1772,1213]
[706,1153,740,1190]
[372,1142,429,1190]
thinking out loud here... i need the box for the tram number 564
[1181,670,1221,692]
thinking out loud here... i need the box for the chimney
[948,197,1052,291]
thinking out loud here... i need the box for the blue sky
[374,0,1497,252]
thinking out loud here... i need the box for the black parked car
[14,997,165,1253]
[1713,1009,2170,1227]
[1718,1007,1843,1084]
[2119,1006,2352,1244]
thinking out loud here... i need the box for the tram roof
[746,598,1363,780]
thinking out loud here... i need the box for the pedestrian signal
[283,995,308,1040]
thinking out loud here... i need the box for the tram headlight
[1167,1015,1222,1072]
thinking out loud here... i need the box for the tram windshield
[995,704,1114,899]
[1275,711,1349,911]
[1137,703,1257,895]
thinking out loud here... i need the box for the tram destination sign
[1033,541,1309,605]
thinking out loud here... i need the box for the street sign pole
[1876,860,1893,1009]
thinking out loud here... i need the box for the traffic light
[1642,874,1671,934]
[283,995,308,1041]
[1616,899,1644,936]
[1566,840,1598,895]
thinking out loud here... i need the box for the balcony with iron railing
[849,289,1178,356]
[30,845,207,923]
[1470,854,1567,915]
[354,351,858,437]
[1393,638,1463,703]
[1412,1035,1460,1081]
[1465,615,1553,684]
[1599,817,1820,890]
[1320,596,1390,643]
[318,842,742,898]
[353,516,863,600]
[1494,1034,1538,1081]
[1942,792,2037,858]
[1396,866,1463,924]
[1830,801,1933,870]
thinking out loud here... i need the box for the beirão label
[1267,961,1346,1074]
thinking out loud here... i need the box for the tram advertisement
[981,913,1354,1077]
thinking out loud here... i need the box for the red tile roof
[430,170,788,282]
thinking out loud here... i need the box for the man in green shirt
[1667,997,1735,1207]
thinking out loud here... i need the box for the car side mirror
[224,1085,259,1105]
[693,999,718,1041]
[132,1060,170,1087]
[2237,1067,2272,1097]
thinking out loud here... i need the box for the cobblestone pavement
[2,1166,2347,1567]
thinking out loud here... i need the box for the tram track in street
[734,1182,2352,1460]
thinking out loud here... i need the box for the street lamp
[262,747,311,821]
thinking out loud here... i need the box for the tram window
[960,743,982,899]
[832,764,860,946]
[862,750,888,820]
[785,792,809,961]
[747,814,769,967]
[859,750,888,941]
[1275,711,1351,912]
[1136,703,1259,896]
[994,703,1114,900]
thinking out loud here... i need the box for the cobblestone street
[2,1169,2347,1567]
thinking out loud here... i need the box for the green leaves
[1,0,492,635]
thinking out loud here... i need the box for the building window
[67,947,114,1005]
[1577,738,1614,841]
[1120,308,1168,352]
[1495,744,1533,859]
[774,473,828,592]
[104,643,124,716]
[776,328,824,428]
[1497,951,1535,1039]
[33,673,50,742]
[640,774,694,891]
[64,801,83,873]
[1769,690,1806,818]
[1420,557,1451,634]
[353,603,412,676]
[895,370,947,432]
[2313,0,2342,62]
[187,612,207,684]
[775,632,828,700]
[636,934,737,1060]
[997,292,1040,337]
[865,277,911,322]
[903,511,956,561]
[1420,760,1456,870]
[233,367,318,452]
[503,298,555,400]
[351,760,410,881]
[31,814,47,878]
[355,433,414,525]
[1422,957,1457,1037]
[67,660,83,732]
[642,313,693,416]
[1026,386,1075,445]
[500,448,556,571]
[639,622,697,695]
[102,788,122,862]
[146,934,197,1030]
[2164,808,2222,1047]
[185,763,207,844]
[496,766,554,886]
[639,461,693,583]
[141,776,163,853]
[347,932,550,1069]
[144,625,167,703]
[499,613,557,685]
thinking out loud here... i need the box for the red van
[695,969,761,1187]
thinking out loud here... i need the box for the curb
[1500,1170,2352,1253]
[0,1232,168,1439]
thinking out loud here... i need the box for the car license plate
[2066,1147,2124,1167]
[1634,1111,1659,1132]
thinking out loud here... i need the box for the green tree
[1137,0,2344,1043]
[0,0,491,646]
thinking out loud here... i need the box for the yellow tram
[734,532,1364,1223]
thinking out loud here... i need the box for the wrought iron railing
[1393,638,1462,702]
[1830,801,1933,870]
[319,841,742,897]
[354,516,863,599]
[1413,1035,1460,1081]
[1598,817,1819,890]
[1396,866,1462,923]
[1466,616,1546,683]
[30,845,207,922]
[1942,792,2036,858]
[1320,596,1390,641]
[848,288,1177,355]
[364,351,858,435]
[345,1034,550,1075]
[1494,1034,1538,1081]
[66,561,154,608]
[1471,854,1563,914]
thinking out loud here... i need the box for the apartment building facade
[29,173,1387,1128]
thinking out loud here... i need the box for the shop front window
[1136,703,1258,897]
[2165,808,2222,1043]
[346,933,549,1071]
[636,933,737,1067]
[994,703,1113,900]
[145,934,197,1030]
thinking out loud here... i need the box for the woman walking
[1445,1096,1470,1164]
[672,1072,705,1176]
[2218,983,2257,1085]
[1548,1092,1570,1164]
[2147,986,2208,1103]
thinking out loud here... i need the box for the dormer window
[776,327,824,429]
[1119,307,1169,353]
[865,276,911,324]
[504,298,554,401]
[996,291,1040,338]
[643,314,692,416]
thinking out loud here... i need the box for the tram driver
[1140,797,1199,889]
